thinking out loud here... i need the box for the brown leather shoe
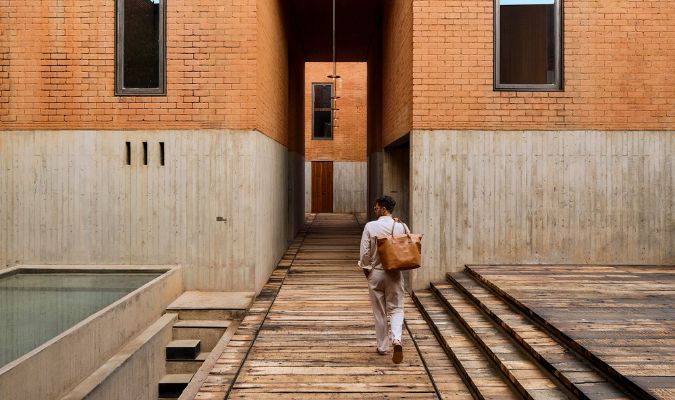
[392,344,403,364]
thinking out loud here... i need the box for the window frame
[115,0,167,96]
[494,0,564,92]
[311,82,334,140]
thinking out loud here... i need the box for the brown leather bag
[377,220,423,271]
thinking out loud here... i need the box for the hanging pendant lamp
[327,0,340,129]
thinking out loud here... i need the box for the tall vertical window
[495,0,562,91]
[116,0,166,95]
[312,83,333,139]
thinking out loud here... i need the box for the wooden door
[311,161,333,213]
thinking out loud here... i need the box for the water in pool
[0,272,162,368]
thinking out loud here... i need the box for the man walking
[359,195,408,364]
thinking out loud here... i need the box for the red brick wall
[0,0,257,130]
[412,0,675,130]
[304,62,367,161]
[257,0,290,146]
[382,0,413,146]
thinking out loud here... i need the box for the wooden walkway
[191,215,672,400]
[468,264,675,400]
[195,213,468,399]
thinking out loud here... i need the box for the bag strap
[390,219,411,235]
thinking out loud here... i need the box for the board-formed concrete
[0,129,301,293]
[410,130,675,289]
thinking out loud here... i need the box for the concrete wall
[254,133,291,290]
[333,162,367,213]
[0,266,182,400]
[288,152,305,239]
[304,162,312,213]
[367,152,384,220]
[410,130,675,288]
[60,314,176,400]
[384,145,410,224]
[0,130,291,293]
[304,161,367,213]
[286,25,306,240]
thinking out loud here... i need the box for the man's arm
[358,225,372,277]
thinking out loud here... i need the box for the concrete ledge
[0,266,184,399]
[60,313,177,400]
[167,291,255,311]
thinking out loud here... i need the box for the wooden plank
[311,162,333,213]
[195,214,456,398]
[469,264,675,400]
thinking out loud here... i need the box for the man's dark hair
[376,196,396,213]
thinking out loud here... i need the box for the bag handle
[390,219,411,236]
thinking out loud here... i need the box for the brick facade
[257,0,290,145]
[409,0,675,137]
[304,62,367,161]
[382,0,414,146]
[3,0,672,143]
[0,0,258,131]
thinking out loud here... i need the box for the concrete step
[166,339,200,360]
[166,291,254,321]
[158,373,193,398]
[448,271,631,400]
[172,320,229,352]
[412,289,520,400]
[166,351,209,374]
[173,319,231,329]
[171,309,245,321]
[430,281,571,400]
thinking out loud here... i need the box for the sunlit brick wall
[0,0,257,130]
[305,62,367,161]
[412,0,675,130]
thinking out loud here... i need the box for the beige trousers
[367,269,405,352]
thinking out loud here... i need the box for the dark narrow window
[116,0,166,95]
[142,142,148,165]
[125,142,131,165]
[159,142,165,166]
[495,0,562,91]
[312,83,333,139]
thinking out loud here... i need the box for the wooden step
[166,351,209,374]
[404,296,474,399]
[158,373,193,398]
[412,289,520,400]
[465,265,665,400]
[448,271,631,400]
[166,339,200,360]
[430,281,571,400]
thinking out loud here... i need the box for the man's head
[374,196,396,217]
